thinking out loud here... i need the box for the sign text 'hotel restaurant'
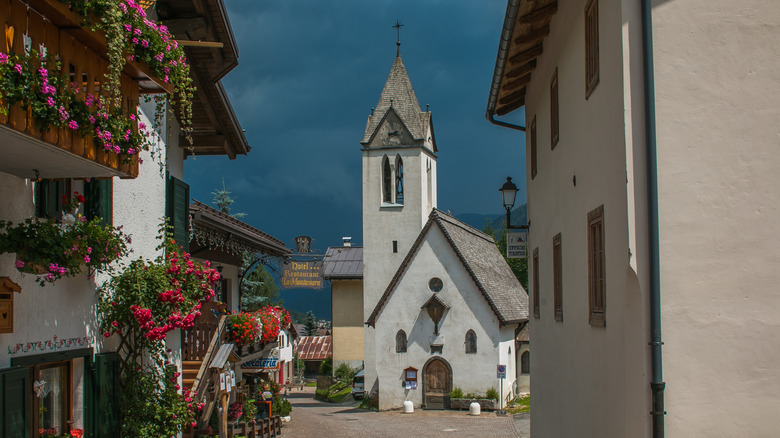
[280,261,324,290]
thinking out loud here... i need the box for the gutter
[641,1,665,436]
[485,0,526,132]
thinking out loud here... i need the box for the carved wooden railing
[183,318,220,361]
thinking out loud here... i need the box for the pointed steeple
[361,54,425,145]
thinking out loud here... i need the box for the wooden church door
[423,358,451,409]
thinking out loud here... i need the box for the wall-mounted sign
[241,358,279,371]
[507,231,528,259]
[281,261,324,289]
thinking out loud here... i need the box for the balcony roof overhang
[0,124,132,179]
[157,0,250,159]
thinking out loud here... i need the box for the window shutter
[92,352,120,438]
[85,179,113,226]
[0,366,31,438]
[166,175,190,251]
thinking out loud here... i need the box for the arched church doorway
[423,357,451,409]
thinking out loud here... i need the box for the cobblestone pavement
[280,387,521,438]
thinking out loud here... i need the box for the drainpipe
[641,1,665,437]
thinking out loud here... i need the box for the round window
[428,277,443,292]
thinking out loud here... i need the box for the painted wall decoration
[7,335,94,355]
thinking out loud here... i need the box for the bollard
[469,401,481,416]
[403,400,414,413]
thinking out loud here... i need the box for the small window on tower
[395,156,404,205]
[393,241,398,253]
[382,156,392,203]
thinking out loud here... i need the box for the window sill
[380,203,404,209]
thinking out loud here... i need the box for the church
[343,39,529,410]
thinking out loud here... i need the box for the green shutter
[92,353,120,438]
[35,179,65,220]
[166,175,190,251]
[0,366,31,438]
[85,179,113,226]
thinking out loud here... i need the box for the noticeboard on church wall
[280,261,324,290]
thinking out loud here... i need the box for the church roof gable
[362,55,427,145]
[366,209,529,326]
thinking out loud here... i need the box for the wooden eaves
[486,0,559,118]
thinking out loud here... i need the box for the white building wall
[651,0,780,436]
[523,0,646,436]
[374,226,516,410]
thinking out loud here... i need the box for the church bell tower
[361,36,438,395]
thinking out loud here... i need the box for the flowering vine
[96,230,219,437]
[61,0,195,146]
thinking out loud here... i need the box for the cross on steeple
[393,20,404,57]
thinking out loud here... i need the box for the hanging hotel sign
[507,231,528,259]
[281,261,324,290]
[241,358,279,371]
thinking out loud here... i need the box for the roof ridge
[431,209,496,243]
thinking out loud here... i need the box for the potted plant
[227,312,261,347]
[0,195,130,286]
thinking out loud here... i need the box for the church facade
[360,46,528,410]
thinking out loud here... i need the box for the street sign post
[497,364,507,414]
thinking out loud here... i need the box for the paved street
[280,386,527,438]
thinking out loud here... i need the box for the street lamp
[499,177,528,230]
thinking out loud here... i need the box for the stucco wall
[331,279,364,367]
[522,0,646,436]
[374,226,515,410]
[651,0,780,435]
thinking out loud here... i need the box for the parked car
[352,370,365,399]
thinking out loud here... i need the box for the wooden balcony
[0,0,172,179]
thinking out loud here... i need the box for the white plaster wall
[374,225,514,410]
[0,172,102,369]
[516,343,530,394]
[651,0,780,435]
[362,138,436,397]
[522,0,645,436]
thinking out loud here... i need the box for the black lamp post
[499,177,528,230]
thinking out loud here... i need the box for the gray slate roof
[367,209,529,326]
[322,246,364,279]
[361,54,433,150]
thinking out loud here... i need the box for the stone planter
[449,398,497,411]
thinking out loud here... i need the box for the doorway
[423,357,451,409]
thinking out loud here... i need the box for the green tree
[211,179,247,219]
[240,252,281,311]
[484,219,528,290]
[304,310,318,336]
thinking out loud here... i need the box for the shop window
[465,330,477,354]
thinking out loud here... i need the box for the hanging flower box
[0,210,130,286]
